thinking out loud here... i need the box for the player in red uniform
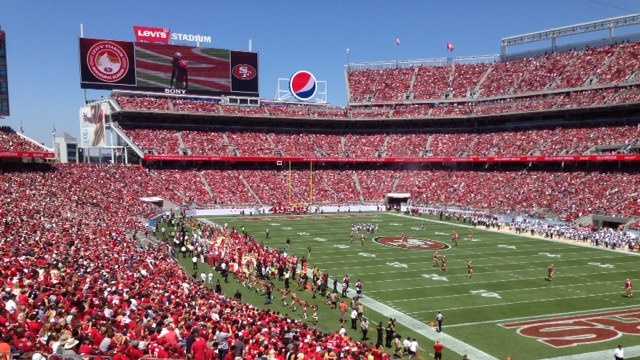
[625,278,633,298]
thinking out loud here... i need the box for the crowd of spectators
[122,124,640,158]
[1,158,639,359]
[0,127,45,153]
[0,164,375,359]
[411,206,639,252]
[114,83,640,121]
[29,166,633,222]
[394,169,640,221]
[348,41,640,103]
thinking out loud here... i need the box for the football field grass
[204,212,640,360]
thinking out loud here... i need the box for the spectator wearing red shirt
[433,340,444,360]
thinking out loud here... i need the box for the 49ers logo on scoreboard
[232,64,257,81]
[501,308,640,348]
[86,41,130,83]
[374,236,450,251]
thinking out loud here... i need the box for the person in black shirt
[376,322,384,347]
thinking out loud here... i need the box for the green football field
[204,212,640,360]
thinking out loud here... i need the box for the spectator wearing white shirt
[615,344,624,360]
[351,309,358,329]
[409,338,419,359]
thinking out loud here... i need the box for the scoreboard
[79,38,259,97]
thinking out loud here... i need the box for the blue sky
[1,0,639,144]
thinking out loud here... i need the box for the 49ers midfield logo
[374,236,449,251]
[86,41,130,83]
[501,308,640,348]
[232,64,257,80]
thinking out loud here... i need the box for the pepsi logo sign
[289,70,317,101]
[86,41,129,83]
[232,64,257,81]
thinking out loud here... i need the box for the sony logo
[164,89,187,95]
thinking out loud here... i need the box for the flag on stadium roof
[447,42,455,52]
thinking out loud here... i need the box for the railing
[346,54,499,70]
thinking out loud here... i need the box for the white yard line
[314,253,626,272]
[361,260,634,284]
[407,290,621,314]
[367,269,630,293]
[386,280,617,304]
[333,280,499,360]
[447,303,640,328]
[540,345,640,360]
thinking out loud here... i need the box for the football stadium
[4,3,640,360]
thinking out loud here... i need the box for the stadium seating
[114,83,640,121]
[0,126,44,152]
[347,41,640,103]
[121,124,640,158]
[0,165,371,359]
[76,167,638,221]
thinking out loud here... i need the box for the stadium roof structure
[501,13,640,55]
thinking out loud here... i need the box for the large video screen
[79,38,258,96]
[0,31,9,116]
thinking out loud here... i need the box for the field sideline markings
[331,276,499,360]
[540,345,640,360]
[407,290,622,314]
[447,303,640,328]
[390,213,640,258]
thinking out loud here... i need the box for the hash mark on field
[333,244,350,249]
[498,244,517,250]
[313,237,327,242]
[434,232,449,236]
[269,223,280,226]
[297,232,310,236]
[470,289,502,299]
[421,273,449,282]
[588,262,615,268]
[358,252,376,258]
[386,261,408,269]
[538,252,561,258]
[388,222,401,226]
[281,226,292,230]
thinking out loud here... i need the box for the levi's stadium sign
[133,26,170,44]
[133,26,212,45]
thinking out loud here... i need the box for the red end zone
[500,307,640,348]
[374,236,450,251]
